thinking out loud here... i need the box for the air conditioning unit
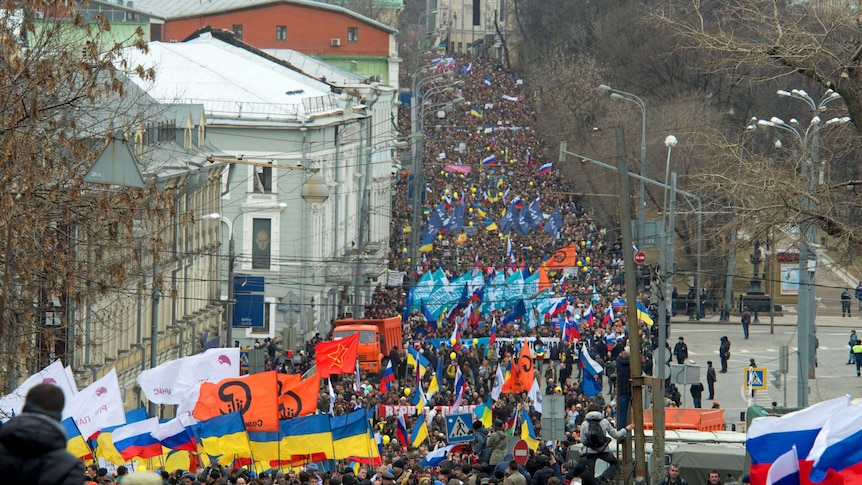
[331,38,341,47]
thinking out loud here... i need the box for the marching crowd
[2,53,687,485]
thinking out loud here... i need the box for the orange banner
[501,344,534,394]
[194,371,279,433]
[277,372,321,419]
[545,243,578,270]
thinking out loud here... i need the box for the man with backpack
[578,403,634,484]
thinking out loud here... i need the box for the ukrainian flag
[473,204,487,218]
[469,105,484,118]
[409,412,429,447]
[406,347,430,377]
[62,417,92,460]
[199,412,252,458]
[419,235,434,252]
[93,426,126,465]
[163,449,192,472]
[248,429,280,466]
[280,414,333,459]
[332,410,375,459]
[636,301,654,326]
[473,400,493,429]
[484,217,498,232]
[520,409,540,451]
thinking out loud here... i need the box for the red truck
[332,316,402,373]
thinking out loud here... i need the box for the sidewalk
[669,312,861,329]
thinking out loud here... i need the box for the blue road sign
[445,412,475,443]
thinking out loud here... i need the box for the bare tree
[654,0,862,133]
[0,1,154,390]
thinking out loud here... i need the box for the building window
[348,27,358,43]
[251,218,271,269]
[254,163,273,193]
[276,25,287,41]
[232,24,243,40]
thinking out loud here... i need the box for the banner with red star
[314,333,360,378]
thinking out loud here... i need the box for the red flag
[315,333,360,378]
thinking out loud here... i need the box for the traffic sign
[513,439,529,465]
[634,251,647,265]
[445,412,474,443]
[744,367,768,391]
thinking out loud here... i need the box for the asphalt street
[662,311,862,429]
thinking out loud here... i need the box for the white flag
[528,378,543,414]
[63,368,126,439]
[491,364,505,401]
[136,348,240,405]
[0,360,76,421]
[328,378,336,415]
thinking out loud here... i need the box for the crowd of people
[0,53,701,485]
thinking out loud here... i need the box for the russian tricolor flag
[482,154,496,167]
[396,413,409,446]
[747,395,850,485]
[601,306,614,326]
[380,361,395,393]
[538,162,554,175]
[579,346,603,397]
[564,317,580,342]
[112,417,162,460]
[483,76,492,87]
[583,305,594,325]
[805,399,862,484]
[765,446,799,485]
[452,366,467,412]
[152,416,196,451]
[489,317,497,345]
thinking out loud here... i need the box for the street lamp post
[752,88,848,407]
[599,84,647,248]
[407,68,463,283]
[657,135,678,384]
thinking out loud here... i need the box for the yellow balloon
[450,337,457,345]
[450,351,457,359]
[445,188,451,194]
[583,266,589,273]
[454,192,459,198]
[441,195,446,201]
[577,261,583,267]
[581,241,586,247]
[529,181,534,186]
[440,171,444,175]
[404,388,411,396]
[498,192,503,197]
[471,187,477,193]
[407,257,412,263]
[473,338,479,345]
[586,257,591,263]
[469,222,474,226]
[469,207,474,213]
[383,435,391,445]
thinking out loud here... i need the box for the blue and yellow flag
[473,400,493,429]
[280,413,333,459]
[419,235,434,252]
[332,409,375,459]
[406,347,430,377]
[469,105,484,118]
[62,417,92,460]
[636,301,654,326]
[199,412,252,458]
[410,412,429,447]
[520,409,540,451]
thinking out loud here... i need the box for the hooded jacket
[578,411,627,455]
[0,412,86,485]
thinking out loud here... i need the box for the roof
[120,0,397,33]
[264,48,367,85]
[119,32,346,122]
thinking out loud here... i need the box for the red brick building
[106,0,400,87]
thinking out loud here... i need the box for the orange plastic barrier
[642,408,725,431]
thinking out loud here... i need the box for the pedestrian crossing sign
[445,412,475,443]
[744,367,767,391]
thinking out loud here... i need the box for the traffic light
[771,370,782,390]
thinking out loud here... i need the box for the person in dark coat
[719,337,731,373]
[690,382,704,409]
[615,350,632,430]
[673,337,688,364]
[0,383,85,485]
[530,455,557,485]
[706,361,717,400]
